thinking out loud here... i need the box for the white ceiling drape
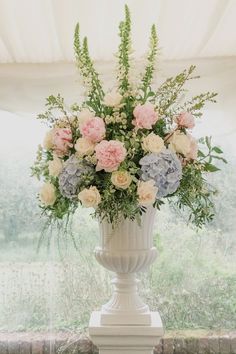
[0,0,236,156]
[0,0,236,63]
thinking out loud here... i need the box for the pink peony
[79,116,105,143]
[52,128,72,157]
[95,140,127,172]
[175,112,195,129]
[186,134,198,160]
[133,102,158,129]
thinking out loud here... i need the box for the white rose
[78,108,95,124]
[48,155,63,177]
[142,133,165,153]
[75,137,95,157]
[40,182,56,206]
[137,180,158,206]
[111,171,132,190]
[78,186,101,208]
[43,130,54,150]
[103,90,122,107]
[169,131,191,157]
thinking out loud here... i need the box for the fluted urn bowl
[95,207,157,273]
[94,207,158,326]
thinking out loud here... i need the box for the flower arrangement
[32,5,226,228]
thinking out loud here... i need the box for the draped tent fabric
[0,0,236,63]
[0,0,236,155]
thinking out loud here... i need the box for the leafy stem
[156,65,198,120]
[74,23,104,114]
[198,136,227,172]
[117,4,132,94]
[139,24,158,102]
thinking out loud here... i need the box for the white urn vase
[95,207,158,325]
[89,207,164,354]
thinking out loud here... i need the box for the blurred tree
[209,160,236,255]
[0,159,42,242]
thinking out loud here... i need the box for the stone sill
[0,330,235,353]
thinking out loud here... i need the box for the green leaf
[204,163,220,172]
[198,137,205,144]
[198,150,205,158]
[212,146,223,154]
[205,136,211,150]
[147,91,155,97]
[211,155,228,164]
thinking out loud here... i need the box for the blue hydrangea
[59,155,94,200]
[139,149,182,198]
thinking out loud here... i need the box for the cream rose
[78,108,95,124]
[137,180,158,206]
[78,186,101,208]
[111,171,132,190]
[185,134,198,160]
[142,133,165,153]
[40,182,56,206]
[103,90,122,107]
[43,130,54,150]
[75,137,95,157]
[48,155,63,177]
[169,131,192,157]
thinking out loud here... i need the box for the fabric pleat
[0,0,235,63]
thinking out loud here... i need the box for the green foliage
[91,166,141,224]
[139,24,159,101]
[31,145,47,180]
[171,137,227,227]
[117,4,132,94]
[37,94,70,127]
[172,163,216,227]
[199,136,227,167]
[155,67,217,125]
[74,24,104,114]
[181,92,218,118]
[40,195,77,221]
[166,137,226,228]
[156,65,198,122]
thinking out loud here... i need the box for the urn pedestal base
[99,273,152,326]
[89,311,164,354]
[89,208,164,353]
